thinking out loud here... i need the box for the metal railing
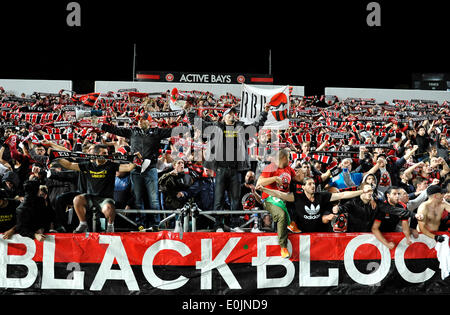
[112,203,270,235]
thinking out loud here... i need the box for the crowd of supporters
[0,87,449,258]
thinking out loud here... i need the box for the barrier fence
[114,208,271,233]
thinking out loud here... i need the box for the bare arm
[371,220,395,249]
[320,169,331,182]
[404,161,424,178]
[427,120,435,135]
[329,190,363,202]
[256,175,281,187]
[359,146,368,160]
[0,146,12,170]
[443,200,450,212]
[322,213,336,224]
[118,163,136,173]
[250,187,263,205]
[2,226,16,239]
[401,220,412,245]
[57,158,80,171]
[42,139,70,152]
[403,145,418,161]
[439,157,450,177]
[363,160,381,176]
[417,220,436,240]
[316,140,328,152]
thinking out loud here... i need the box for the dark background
[0,1,448,95]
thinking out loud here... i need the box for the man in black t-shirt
[257,177,366,235]
[292,178,367,233]
[58,144,137,233]
[0,188,20,239]
[78,160,119,198]
[335,184,380,232]
[371,186,418,249]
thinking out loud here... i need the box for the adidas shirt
[294,191,332,232]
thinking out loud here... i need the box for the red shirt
[260,162,297,199]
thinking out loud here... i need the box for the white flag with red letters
[239,84,290,129]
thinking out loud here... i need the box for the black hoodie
[15,181,53,239]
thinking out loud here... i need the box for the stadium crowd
[0,87,449,258]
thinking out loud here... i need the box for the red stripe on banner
[250,77,274,83]
[4,232,442,266]
[136,74,161,80]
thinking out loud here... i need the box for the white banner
[240,84,290,129]
[325,87,450,104]
[95,81,304,100]
[0,79,72,97]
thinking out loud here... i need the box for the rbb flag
[240,84,290,129]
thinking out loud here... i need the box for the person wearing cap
[0,188,20,239]
[97,113,173,228]
[187,102,270,231]
[416,185,450,243]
